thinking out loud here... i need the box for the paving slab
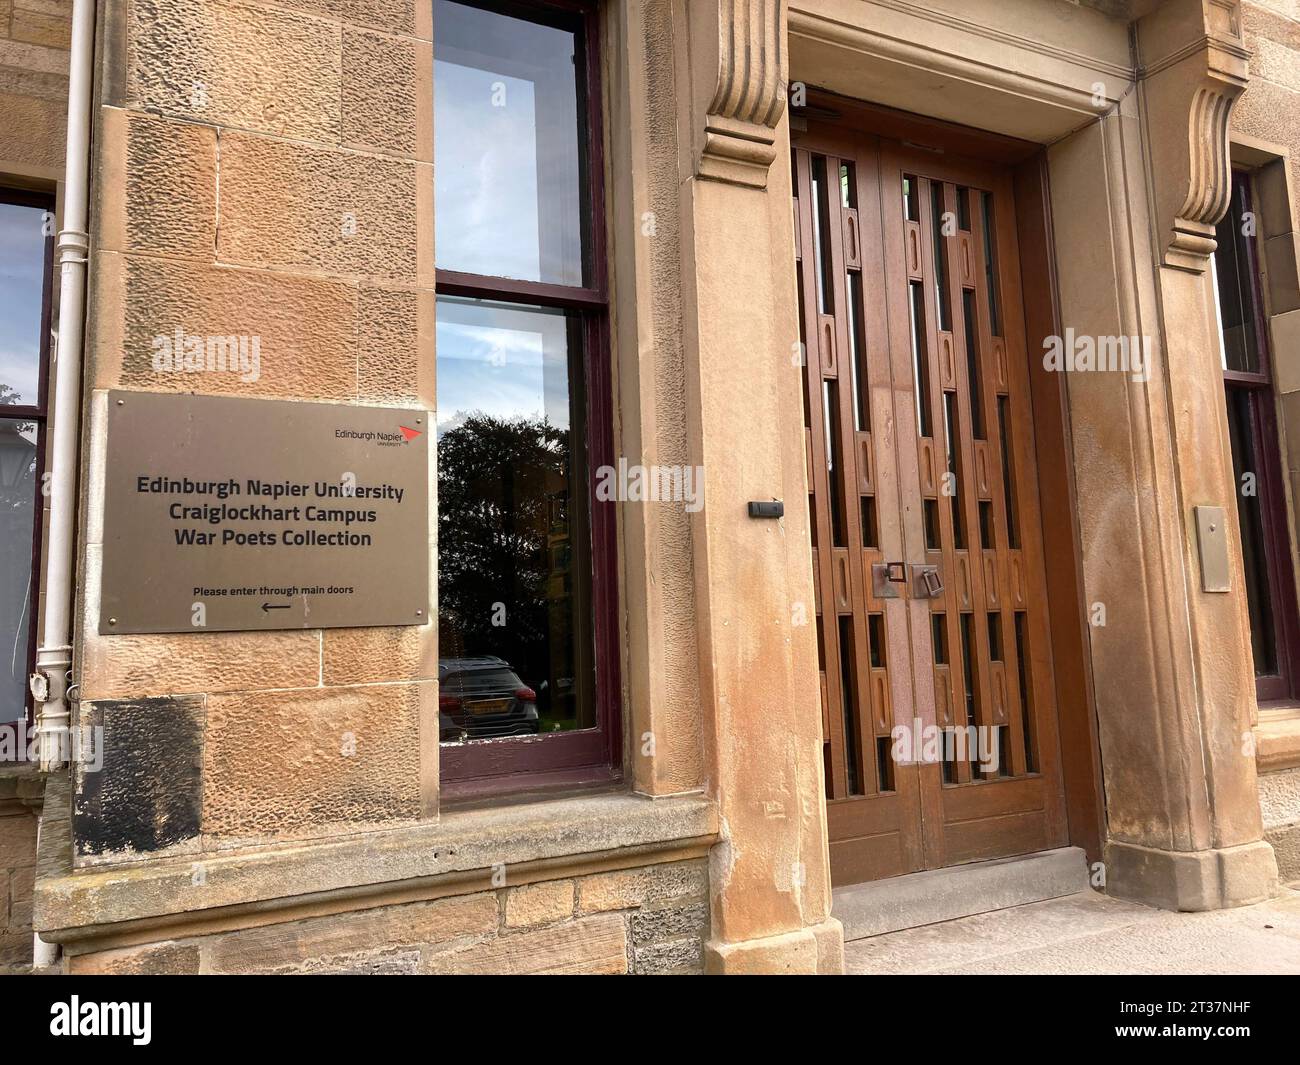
[845,886,1300,975]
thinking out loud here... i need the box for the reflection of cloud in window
[435,316,570,437]
[435,60,541,282]
[0,202,46,404]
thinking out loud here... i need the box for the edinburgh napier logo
[333,422,424,448]
[49,997,152,1045]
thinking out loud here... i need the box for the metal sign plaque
[99,391,430,634]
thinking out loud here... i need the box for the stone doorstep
[832,846,1090,942]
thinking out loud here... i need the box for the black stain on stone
[73,695,203,860]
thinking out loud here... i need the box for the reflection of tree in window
[437,411,579,731]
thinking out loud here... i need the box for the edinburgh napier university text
[136,475,408,549]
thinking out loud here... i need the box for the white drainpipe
[30,0,95,970]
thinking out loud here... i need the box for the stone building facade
[0,0,1297,975]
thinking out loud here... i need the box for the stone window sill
[1256,703,1300,774]
[34,776,718,943]
[0,762,44,812]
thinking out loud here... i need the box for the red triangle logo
[398,425,422,441]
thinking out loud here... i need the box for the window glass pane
[0,418,37,723]
[0,201,48,406]
[434,0,585,286]
[435,297,594,744]
[1225,388,1279,676]
[1213,178,1261,375]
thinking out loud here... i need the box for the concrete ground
[844,884,1300,974]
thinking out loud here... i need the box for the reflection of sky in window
[435,60,541,282]
[0,202,46,406]
[435,300,570,439]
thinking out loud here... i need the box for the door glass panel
[929,182,951,331]
[860,496,877,548]
[838,616,862,796]
[811,156,834,314]
[1014,612,1036,772]
[962,288,984,439]
[433,0,585,285]
[908,282,931,435]
[847,271,869,431]
[943,393,965,549]
[823,380,845,547]
[434,296,594,743]
[997,396,1019,549]
[981,191,1001,338]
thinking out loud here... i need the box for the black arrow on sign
[262,602,291,613]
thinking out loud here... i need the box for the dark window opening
[962,288,984,439]
[909,281,932,436]
[986,612,1002,660]
[868,613,885,669]
[931,613,947,664]
[981,191,1002,337]
[1014,612,1036,773]
[929,181,951,331]
[839,616,863,796]
[944,393,965,549]
[847,271,870,432]
[811,155,835,315]
[924,498,940,551]
[824,380,846,548]
[860,495,878,549]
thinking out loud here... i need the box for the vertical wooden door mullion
[855,140,920,839]
[918,175,973,786]
[883,156,952,867]
[795,148,850,800]
[941,180,997,777]
[824,151,878,797]
[970,186,1029,777]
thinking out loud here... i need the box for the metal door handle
[913,565,943,599]
[871,561,907,598]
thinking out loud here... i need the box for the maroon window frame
[1,186,55,757]
[1217,169,1300,703]
[434,0,622,799]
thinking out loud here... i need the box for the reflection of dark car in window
[438,657,539,742]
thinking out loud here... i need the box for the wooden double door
[793,124,1068,886]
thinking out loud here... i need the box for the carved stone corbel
[687,0,787,189]
[1137,0,1250,273]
